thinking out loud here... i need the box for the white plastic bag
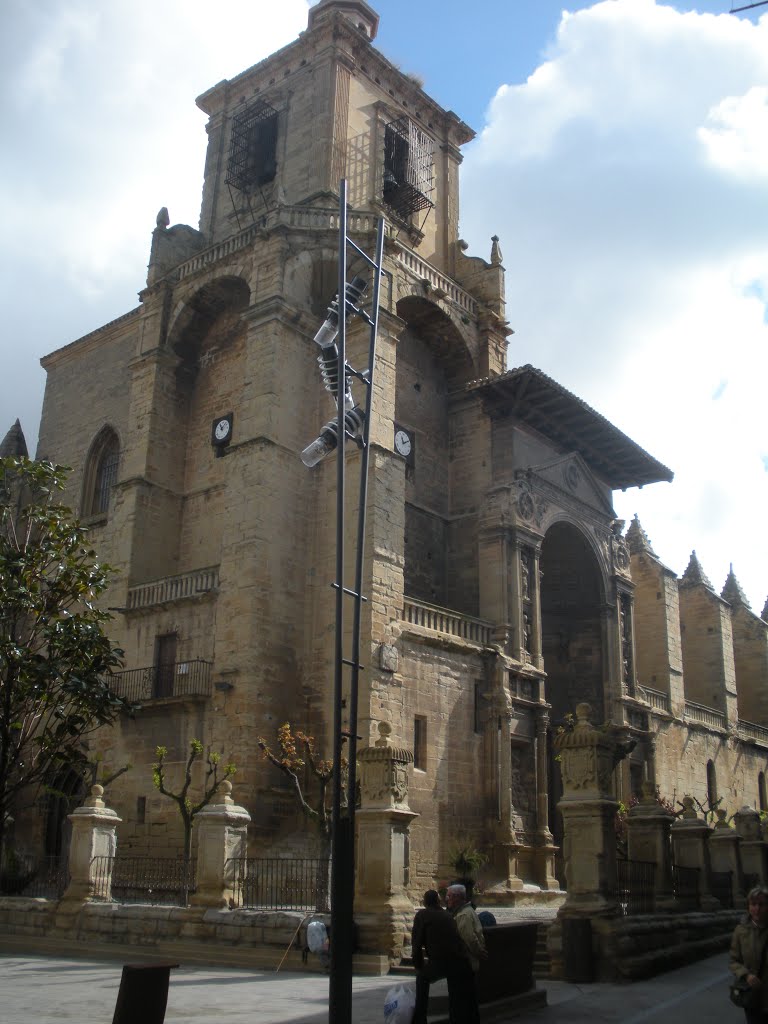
[307,920,328,953]
[383,982,416,1024]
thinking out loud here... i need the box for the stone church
[8,0,768,897]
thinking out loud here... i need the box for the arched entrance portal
[539,521,605,879]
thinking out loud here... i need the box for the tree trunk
[315,840,331,913]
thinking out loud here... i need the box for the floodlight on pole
[302,273,370,467]
[300,405,366,468]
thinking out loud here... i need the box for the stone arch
[395,294,476,387]
[167,274,251,367]
[81,424,121,518]
[539,518,607,725]
[540,518,607,880]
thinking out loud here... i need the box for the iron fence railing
[0,854,69,899]
[109,659,212,702]
[91,856,196,905]
[615,859,656,916]
[228,857,329,911]
[710,870,734,908]
[672,864,701,908]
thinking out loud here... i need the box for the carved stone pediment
[528,452,614,516]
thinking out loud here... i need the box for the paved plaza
[0,948,737,1024]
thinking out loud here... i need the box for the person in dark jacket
[411,889,478,1024]
[730,885,768,1023]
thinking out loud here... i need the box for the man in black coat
[411,890,478,1024]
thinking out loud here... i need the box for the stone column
[626,785,675,909]
[355,723,417,962]
[530,546,543,670]
[62,784,122,902]
[491,699,526,894]
[534,708,558,890]
[553,702,627,917]
[709,808,744,906]
[670,796,718,910]
[191,780,251,909]
[734,806,768,886]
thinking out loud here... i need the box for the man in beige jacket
[446,883,487,1022]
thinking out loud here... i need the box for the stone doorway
[539,521,605,882]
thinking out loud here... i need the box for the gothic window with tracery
[83,427,120,518]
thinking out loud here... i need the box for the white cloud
[700,86,768,179]
[0,0,309,447]
[462,0,768,609]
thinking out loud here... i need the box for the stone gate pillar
[553,703,627,916]
[62,784,122,902]
[734,806,768,886]
[355,723,417,962]
[670,796,717,910]
[626,785,675,909]
[192,780,251,909]
[709,808,744,906]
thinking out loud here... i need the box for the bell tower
[194,0,473,270]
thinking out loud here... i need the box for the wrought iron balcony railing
[109,659,212,702]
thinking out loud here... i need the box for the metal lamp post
[301,179,385,1024]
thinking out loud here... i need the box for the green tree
[258,722,341,910]
[152,739,236,901]
[0,456,132,859]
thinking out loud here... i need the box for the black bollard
[111,963,179,1024]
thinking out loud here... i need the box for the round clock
[394,428,412,458]
[211,414,233,447]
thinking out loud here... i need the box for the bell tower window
[382,117,435,220]
[226,103,278,194]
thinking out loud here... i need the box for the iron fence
[615,859,656,916]
[228,857,329,911]
[710,870,734,908]
[672,864,700,908]
[91,856,196,905]
[0,854,69,899]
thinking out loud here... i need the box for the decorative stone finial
[86,784,106,809]
[375,721,392,747]
[679,550,714,590]
[763,596,768,622]
[156,206,170,229]
[490,235,503,266]
[575,702,592,726]
[713,807,729,829]
[626,515,657,557]
[680,795,698,819]
[722,565,751,609]
[220,779,234,805]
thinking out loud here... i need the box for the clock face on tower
[211,413,233,447]
[394,428,412,459]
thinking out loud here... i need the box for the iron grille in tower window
[226,103,278,194]
[382,118,435,219]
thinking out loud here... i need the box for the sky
[1,0,767,611]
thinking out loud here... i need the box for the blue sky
[1,0,767,609]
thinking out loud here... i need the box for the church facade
[10,0,768,897]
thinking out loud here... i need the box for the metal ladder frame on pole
[327,179,386,1024]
